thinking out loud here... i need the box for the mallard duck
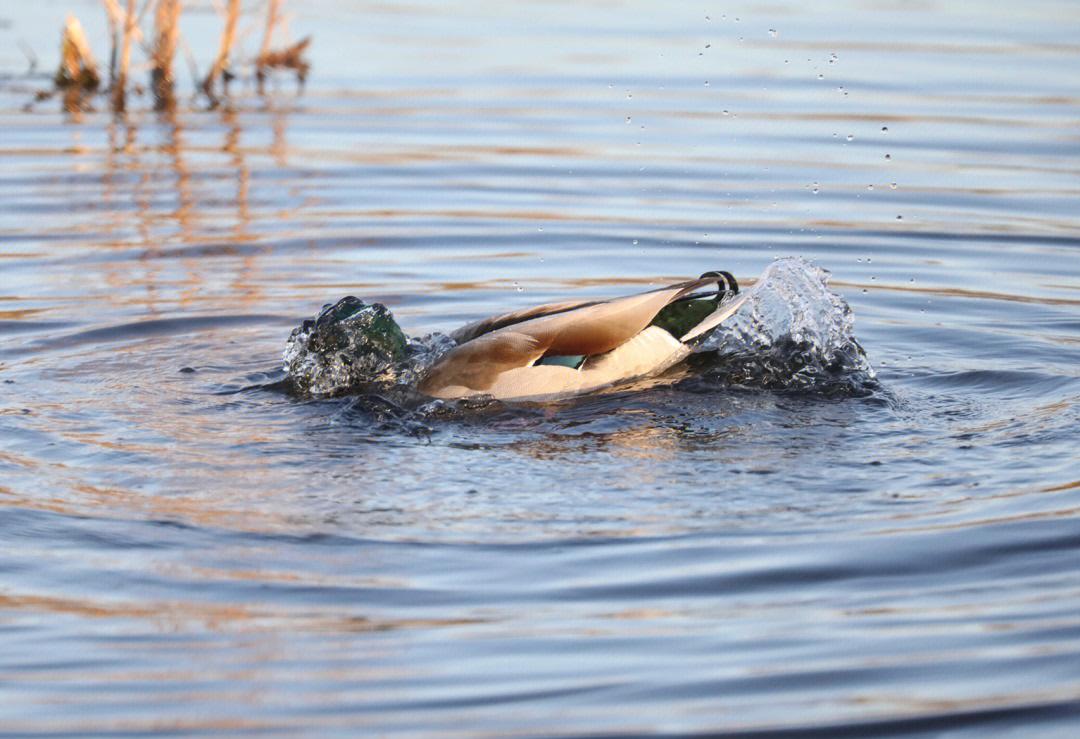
[418,271,748,401]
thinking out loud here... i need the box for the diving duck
[418,271,747,401]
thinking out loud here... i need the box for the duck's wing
[419,276,718,395]
[449,300,597,345]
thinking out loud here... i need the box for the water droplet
[722,109,729,116]
[867,184,874,190]
[884,154,891,160]
[862,289,868,294]
[538,227,543,232]
[881,126,888,133]
[704,80,710,86]
[846,134,854,141]
[896,215,903,220]
[890,182,897,189]
[632,239,638,245]
[705,43,711,48]
[817,73,824,80]
[768,28,777,37]
[626,116,632,123]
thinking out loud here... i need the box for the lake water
[2,0,1080,735]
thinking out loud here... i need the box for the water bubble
[633,239,638,245]
[846,134,854,141]
[881,126,888,133]
[867,184,874,190]
[817,73,824,80]
[890,182,897,189]
[768,28,777,37]
[722,109,729,115]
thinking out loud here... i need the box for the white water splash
[694,256,876,392]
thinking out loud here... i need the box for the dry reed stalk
[257,0,281,65]
[111,0,137,110]
[255,0,280,92]
[256,1,310,93]
[100,0,146,90]
[256,36,310,92]
[55,14,100,89]
[101,0,121,87]
[203,0,241,100]
[151,0,182,108]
